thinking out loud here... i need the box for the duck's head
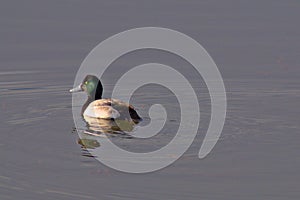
[70,75,103,100]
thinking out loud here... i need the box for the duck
[70,75,142,123]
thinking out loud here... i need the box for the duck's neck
[81,86,103,115]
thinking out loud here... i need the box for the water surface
[1,1,300,199]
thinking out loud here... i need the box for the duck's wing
[90,99,141,121]
[111,99,142,122]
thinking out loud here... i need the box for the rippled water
[1,69,299,199]
[1,1,300,199]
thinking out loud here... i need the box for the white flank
[83,103,120,119]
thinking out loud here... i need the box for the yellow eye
[85,81,88,85]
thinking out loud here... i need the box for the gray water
[1,1,300,199]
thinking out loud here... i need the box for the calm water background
[1,0,300,199]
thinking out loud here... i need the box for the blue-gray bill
[70,84,83,93]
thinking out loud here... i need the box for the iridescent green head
[70,75,103,100]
